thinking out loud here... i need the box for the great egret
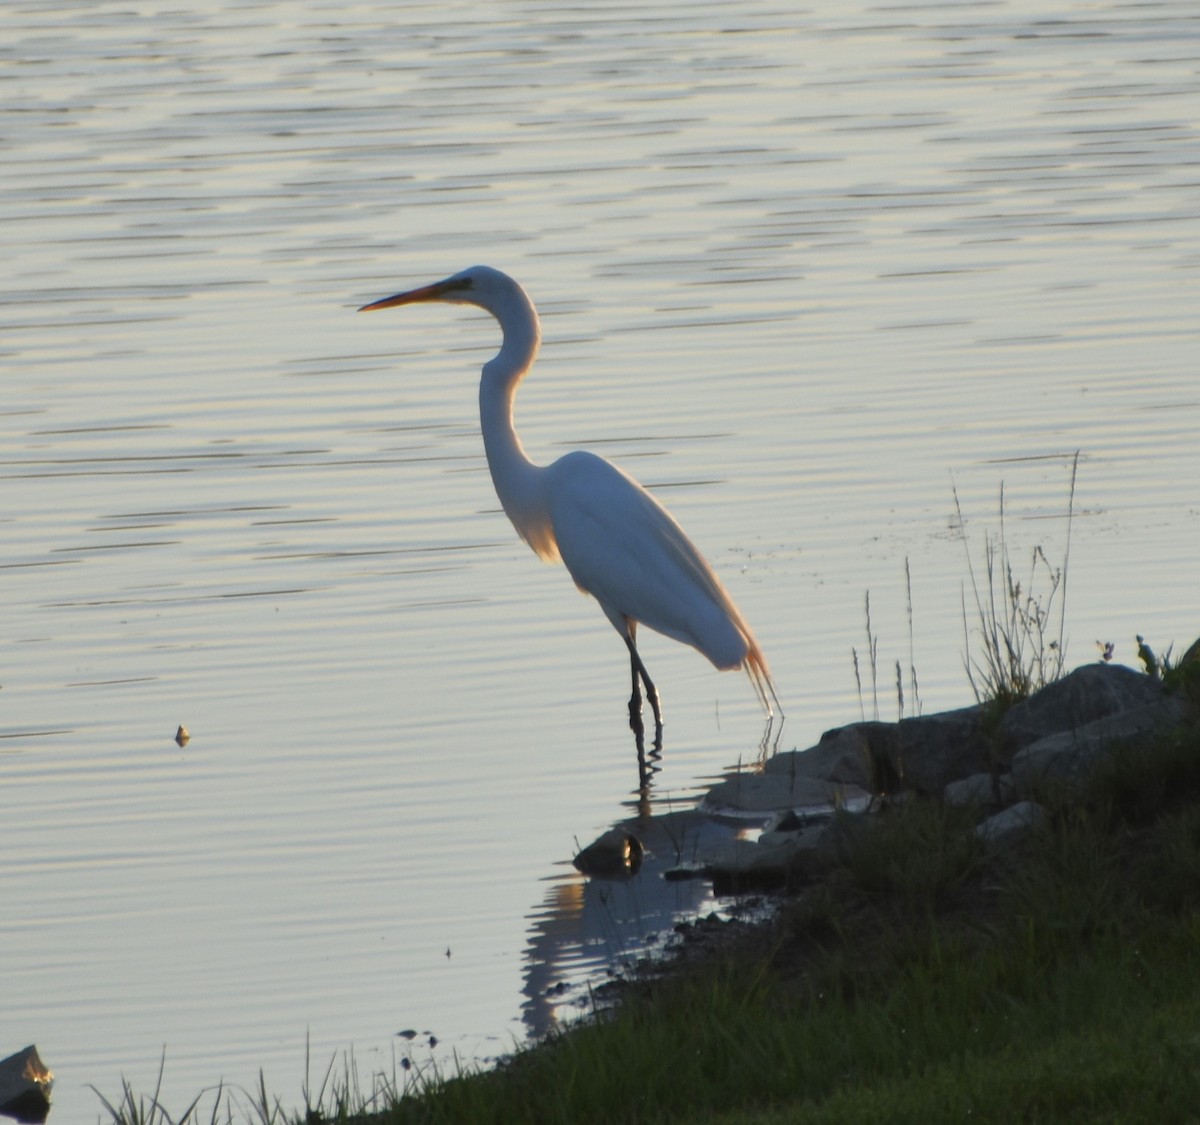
[359,266,781,737]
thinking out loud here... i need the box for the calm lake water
[3,0,1198,1117]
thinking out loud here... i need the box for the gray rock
[702,771,869,817]
[697,822,831,886]
[0,1044,52,1125]
[1001,663,1167,751]
[813,809,880,868]
[765,706,989,797]
[891,706,990,792]
[573,828,644,878]
[1011,695,1193,791]
[975,800,1048,851]
[944,771,1010,808]
[764,726,875,790]
[758,822,828,851]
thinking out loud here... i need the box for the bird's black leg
[626,636,645,738]
[624,633,662,738]
[623,631,662,794]
[639,658,663,736]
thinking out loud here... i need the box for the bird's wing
[544,451,754,670]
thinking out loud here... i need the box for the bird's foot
[628,691,644,738]
[632,711,663,800]
[647,691,663,734]
[629,687,663,744]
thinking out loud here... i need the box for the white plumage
[360,265,780,734]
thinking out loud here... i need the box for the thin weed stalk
[954,453,1078,705]
[852,647,865,723]
[856,568,923,723]
[852,591,881,720]
[905,556,922,718]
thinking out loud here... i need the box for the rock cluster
[683,662,1196,888]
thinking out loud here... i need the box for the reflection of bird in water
[360,266,781,743]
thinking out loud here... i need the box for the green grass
[372,903,1200,1125]
[101,720,1200,1125]
[358,723,1200,1125]
[709,980,1200,1124]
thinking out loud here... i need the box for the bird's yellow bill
[358,277,466,312]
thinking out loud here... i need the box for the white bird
[359,266,781,737]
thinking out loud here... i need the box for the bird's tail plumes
[743,640,783,719]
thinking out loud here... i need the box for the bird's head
[358,265,519,315]
[358,265,541,366]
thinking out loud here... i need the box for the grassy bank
[103,718,1200,1124]
[384,914,1200,1125]
[367,723,1200,1125]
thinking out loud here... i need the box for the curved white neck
[477,290,559,560]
